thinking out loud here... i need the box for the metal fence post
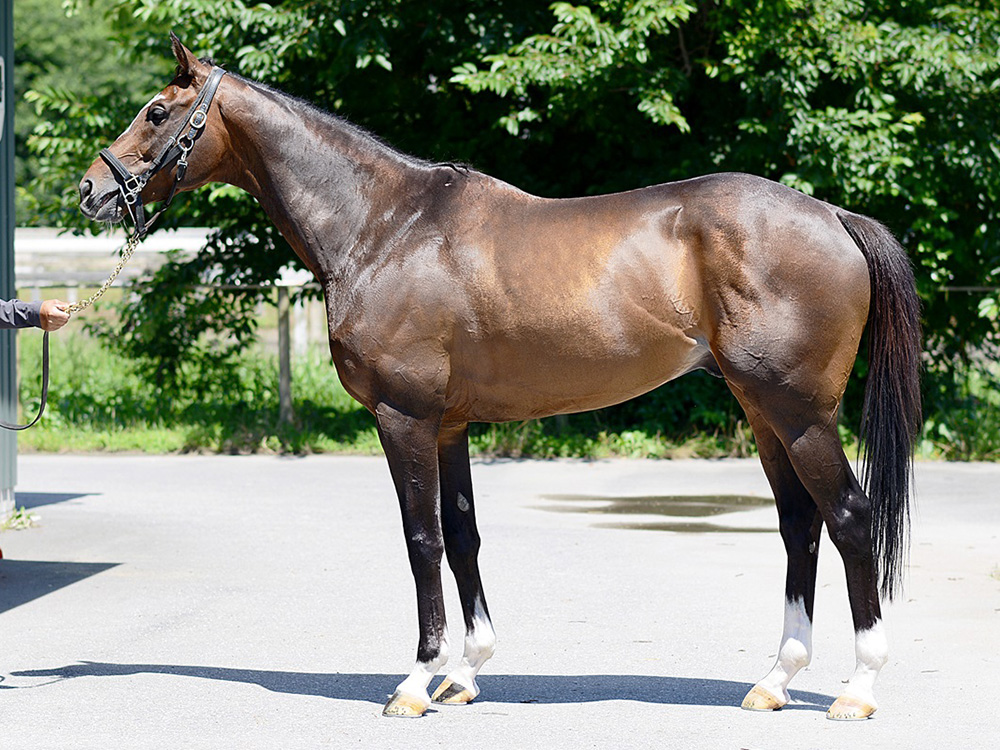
[1,0,18,519]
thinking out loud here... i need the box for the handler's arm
[0,298,42,329]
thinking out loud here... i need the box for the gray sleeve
[0,298,43,329]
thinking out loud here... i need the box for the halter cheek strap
[100,66,226,239]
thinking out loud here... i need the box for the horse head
[79,34,230,232]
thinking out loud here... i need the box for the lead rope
[0,332,49,431]
[1,232,141,431]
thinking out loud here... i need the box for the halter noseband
[100,66,226,239]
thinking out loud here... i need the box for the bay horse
[79,36,921,721]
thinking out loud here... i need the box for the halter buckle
[189,109,208,129]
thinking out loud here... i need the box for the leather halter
[100,66,226,238]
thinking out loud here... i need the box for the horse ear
[170,32,201,77]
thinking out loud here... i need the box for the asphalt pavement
[1,454,998,749]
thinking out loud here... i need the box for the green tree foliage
[13,0,165,221]
[22,1,559,391]
[17,0,1000,446]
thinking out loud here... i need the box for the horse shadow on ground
[4,662,833,711]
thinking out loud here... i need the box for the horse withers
[79,35,921,720]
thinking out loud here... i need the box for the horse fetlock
[778,637,811,673]
[464,627,496,665]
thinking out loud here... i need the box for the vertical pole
[277,286,293,426]
[1,0,18,519]
[292,294,307,357]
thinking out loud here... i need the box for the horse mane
[217,66,469,175]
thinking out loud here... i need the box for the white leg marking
[393,635,450,706]
[445,597,497,697]
[755,596,813,705]
[842,620,888,708]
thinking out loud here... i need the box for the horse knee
[444,526,481,559]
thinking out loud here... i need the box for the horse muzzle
[79,175,126,224]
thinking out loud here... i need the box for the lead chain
[67,232,142,314]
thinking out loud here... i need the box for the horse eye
[147,106,169,126]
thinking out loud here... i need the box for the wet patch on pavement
[537,494,775,533]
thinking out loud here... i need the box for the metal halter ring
[122,173,146,194]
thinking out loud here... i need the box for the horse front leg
[376,402,449,718]
[431,423,496,705]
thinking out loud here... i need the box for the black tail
[837,211,922,600]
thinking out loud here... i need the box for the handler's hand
[39,300,71,332]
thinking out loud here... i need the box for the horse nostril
[80,179,93,201]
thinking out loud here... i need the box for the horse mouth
[81,189,125,224]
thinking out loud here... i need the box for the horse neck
[216,77,422,280]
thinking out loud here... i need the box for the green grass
[14,331,757,457]
[1,506,40,531]
[16,331,381,454]
[13,330,1000,460]
[469,420,757,460]
[920,365,1000,461]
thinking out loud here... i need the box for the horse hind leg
[789,427,886,720]
[431,423,497,705]
[743,393,886,719]
[740,417,824,712]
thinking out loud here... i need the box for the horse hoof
[382,691,429,718]
[741,685,786,711]
[827,694,877,721]
[432,678,476,704]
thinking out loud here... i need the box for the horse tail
[837,210,922,600]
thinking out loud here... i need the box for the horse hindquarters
[709,207,918,719]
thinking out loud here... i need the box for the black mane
[225,69,463,173]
